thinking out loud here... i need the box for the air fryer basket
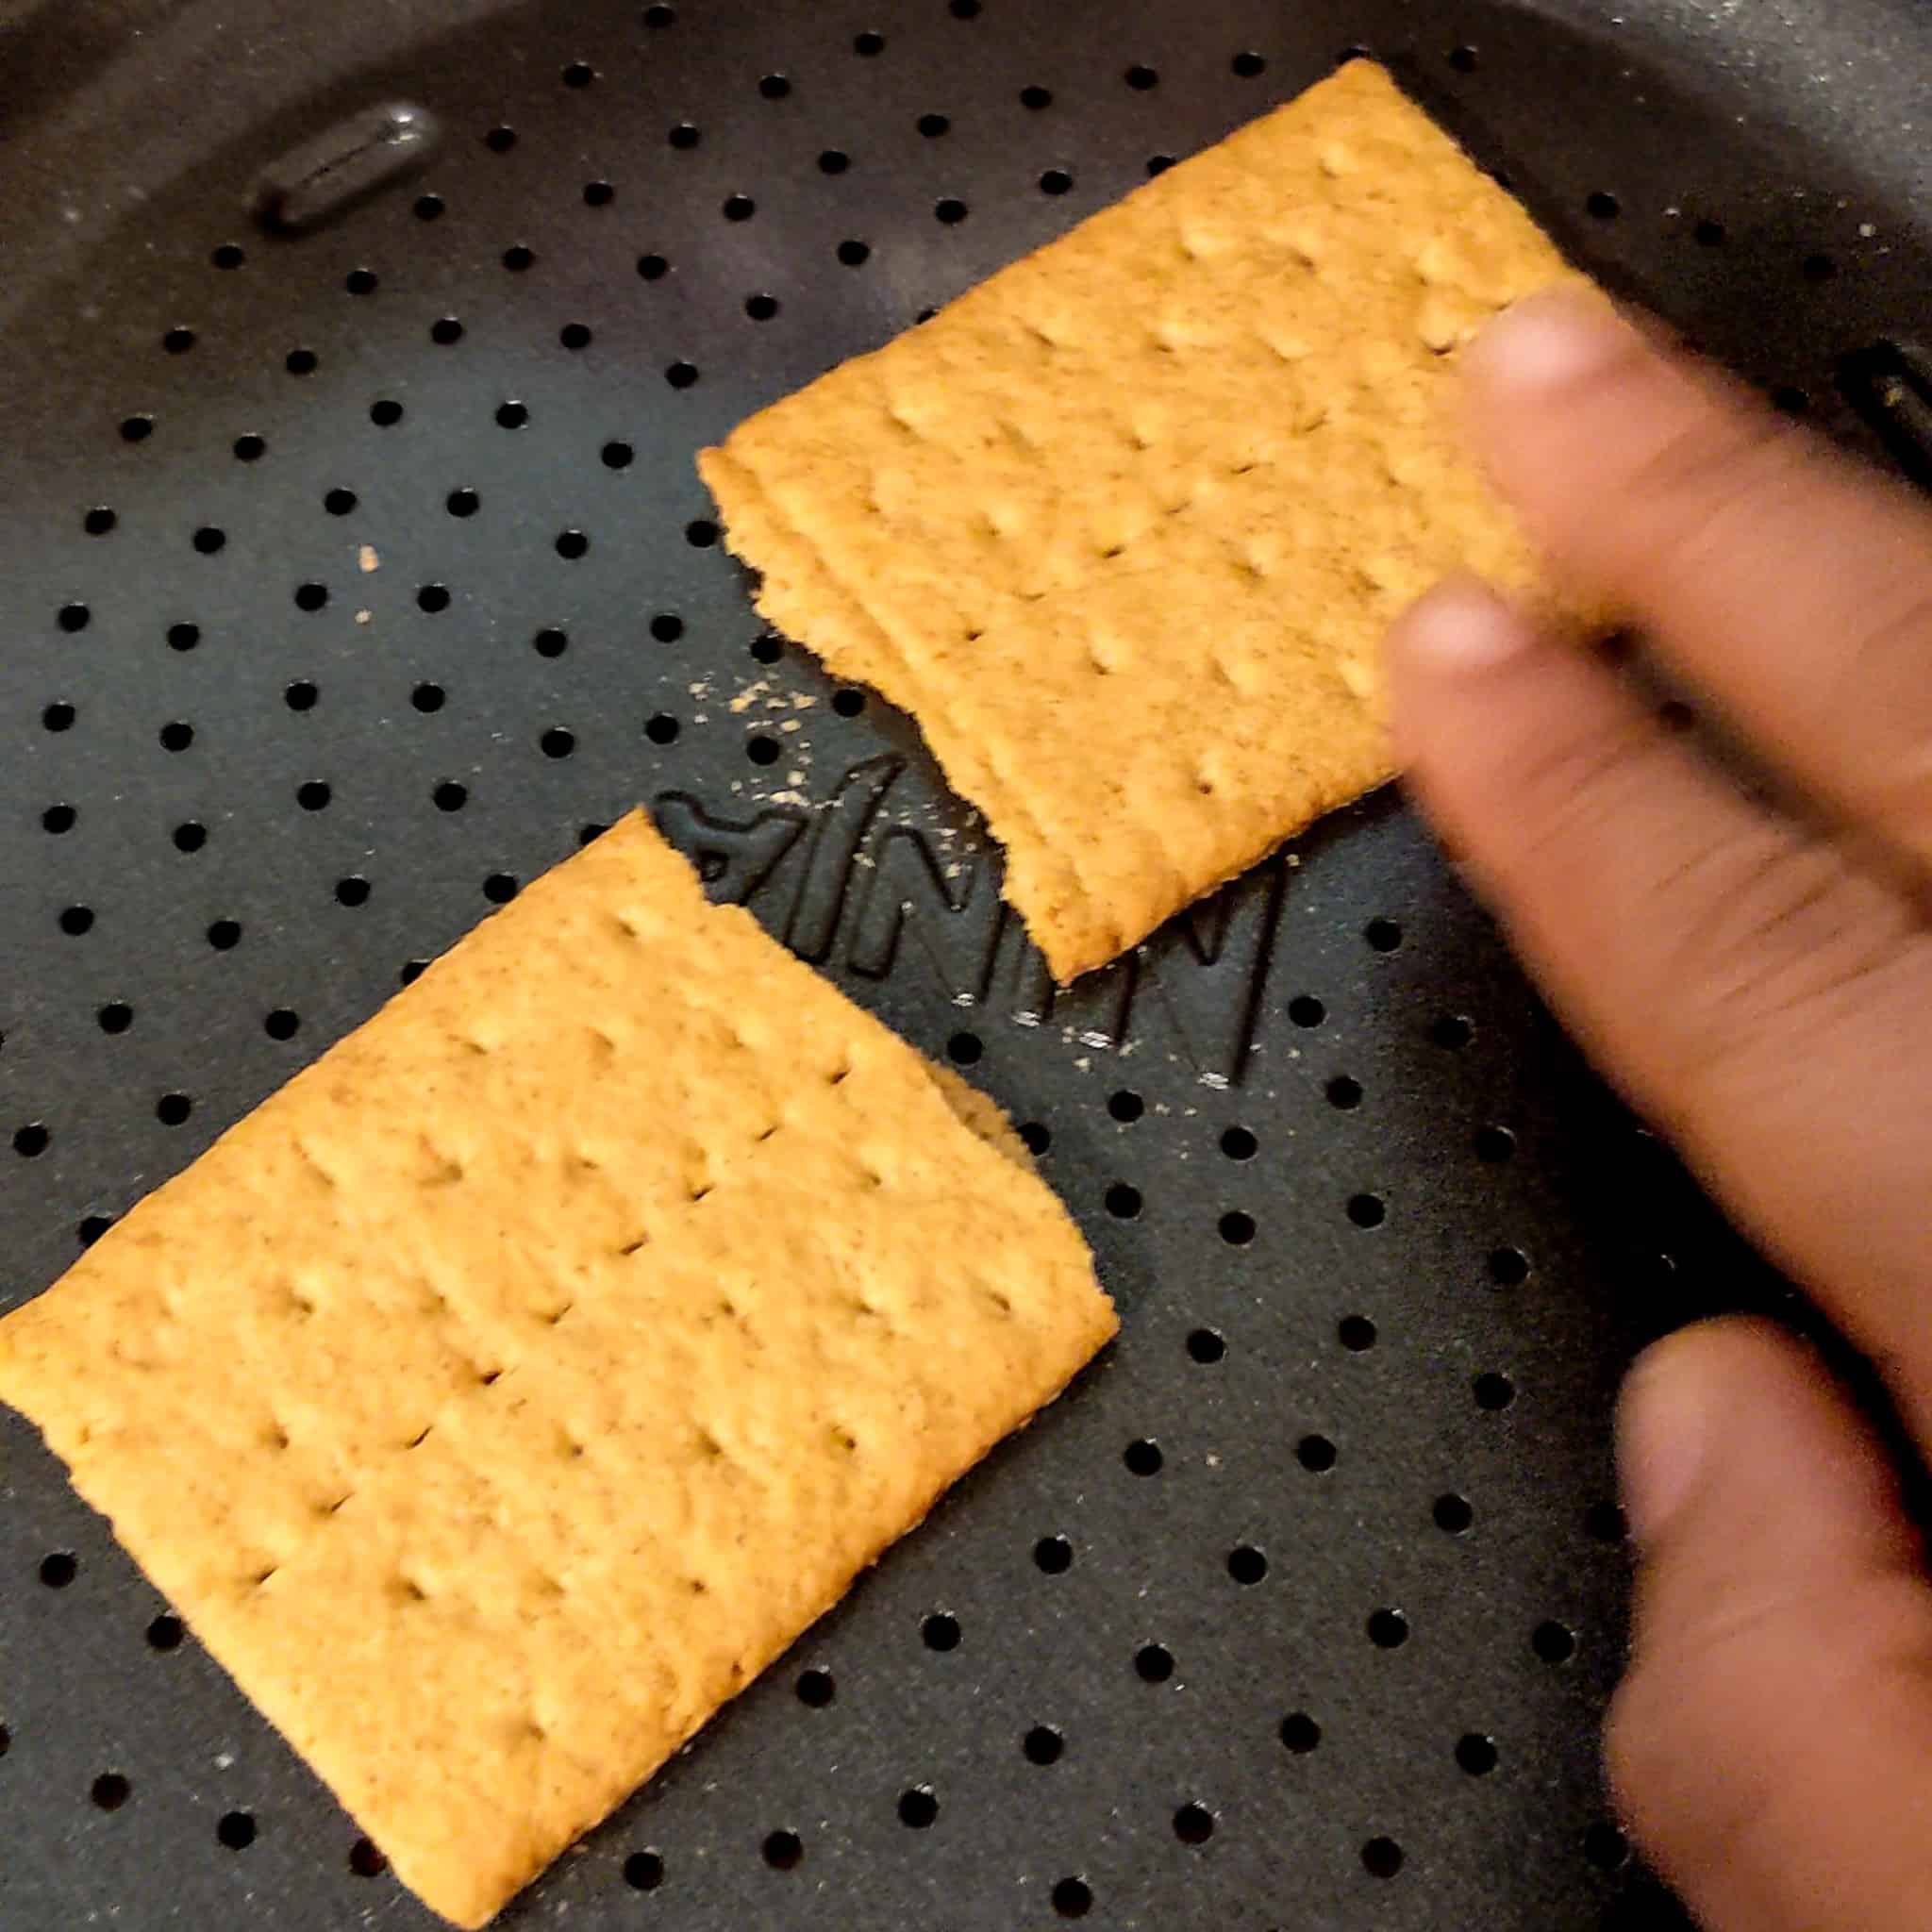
[4,2,1929,1927]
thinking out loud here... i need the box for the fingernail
[1469,285,1638,396]
[1617,1336,1712,1544]
[1389,577,1535,674]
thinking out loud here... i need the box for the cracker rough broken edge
[699,59,1602,982]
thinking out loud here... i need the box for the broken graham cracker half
[699,58,1593,983]
[0,813,1115,1929]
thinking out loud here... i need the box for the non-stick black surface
[4,2,1929,1927]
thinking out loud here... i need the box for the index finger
[1468,289,1932,879]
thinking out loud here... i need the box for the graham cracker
[699,59,1587,982]
[0,812,1115,1928]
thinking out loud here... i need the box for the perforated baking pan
[4,2,1929,1925]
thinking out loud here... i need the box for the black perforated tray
[4,3,1930,1927]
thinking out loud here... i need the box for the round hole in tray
[1474,1372,1516,1411]
[1584,1822,1631,1871]
[1489,1246,1530,1286]
[1226,1545,1266,1585]
[1134,1643,1174,1683]
[1367,1607,1408,1649]
[622,1849,664,1890]
[1361,1836,1404,1878]
[1173,1801,1214,1844]
[1585,1501,1628,1544]
[1533,1620,1577,1665]
[1051,1875,1092,1918]
[1186,1327,1224,1363]
[1024,1724,1063,1765]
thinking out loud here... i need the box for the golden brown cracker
[700,60,1588,981]
[0,812,1114,1927]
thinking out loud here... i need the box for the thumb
[1610,1318,1932,1932]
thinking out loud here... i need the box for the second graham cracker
[700,60,1584,982]
[0,813,1115,1928]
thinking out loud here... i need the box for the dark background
[3,1,1928,1925]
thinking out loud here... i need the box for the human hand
[1385,288,1932,1931]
